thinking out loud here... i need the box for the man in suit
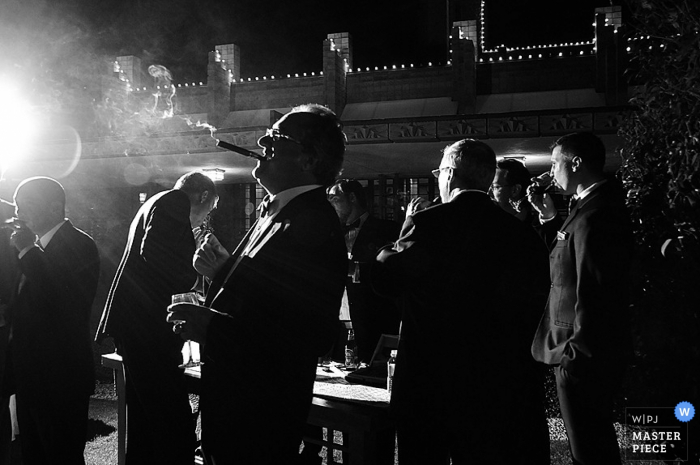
[96,171,217,465]
[4,177,99,465]
[327,178,400,362]
[168,104,347,465]
[491,158,560,245]
[371,139,550,464]
[529,132,633,465]
[489,159,553,464]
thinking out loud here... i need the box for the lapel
[244,187,324,257]
[212,187,326,300]
[559,202,581,232]
[349,216,370,255]
[246,220,285,258]
[558,184,605,232]
[230,218,260,261]
[204,219,260,306]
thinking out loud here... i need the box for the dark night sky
[1,0,611,87]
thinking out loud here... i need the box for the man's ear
[199,191,210,204]
[571,156,582,173]
[511,184,523,199]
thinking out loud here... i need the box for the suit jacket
[200,187,346,455]
[531,179,633,378]
[96,189,198,363]
[346,215,401,359]
[373,191,550,414]
[349,216,401,265]
[7,221,99,403]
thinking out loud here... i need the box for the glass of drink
[171,292,200,369]
[531,172,556,195]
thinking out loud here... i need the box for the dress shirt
[17,219,67,259]
[576,179,606,201]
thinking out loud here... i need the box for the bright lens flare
[0,84,35,179]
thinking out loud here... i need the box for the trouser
[15,393,89,465]
[395,404,511,465]
[556,365,623,465]
[118,337,196,465]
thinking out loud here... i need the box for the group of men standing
[0,100,632,465]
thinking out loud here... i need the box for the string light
[480,0,486,52]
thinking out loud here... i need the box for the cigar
[215,139,266,161]
[2,218,26,230]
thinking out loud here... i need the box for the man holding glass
[168,104,347,465]
[96,171,217,465]
[529,132,633,465]
[371,139,550,464]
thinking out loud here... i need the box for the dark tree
[618,0,700,445]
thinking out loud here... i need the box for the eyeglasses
[431,167,454,178]
[259,128,304,146]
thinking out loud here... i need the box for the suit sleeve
[372,213,435,298]
[141,193,198,293]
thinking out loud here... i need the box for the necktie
[342,218,361,234]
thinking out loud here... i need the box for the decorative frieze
[437,118,488,139]
[344,124,390,143]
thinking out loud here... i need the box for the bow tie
[258,196,276,217]
[342,218,361,233]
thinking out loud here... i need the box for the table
[101,353,395,465]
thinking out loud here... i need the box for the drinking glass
[171,292,200,368]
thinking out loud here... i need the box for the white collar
[577,179,607,200]
[40,220,67,249]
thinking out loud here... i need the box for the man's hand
[405,197,434,217]
[9,221,38,252]
[166,303,216,344]
[527,174,557,220]
[193,226,208,247]
[193,233,229,280]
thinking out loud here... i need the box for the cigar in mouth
[2,218,26,230]
[215,140,266,161]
